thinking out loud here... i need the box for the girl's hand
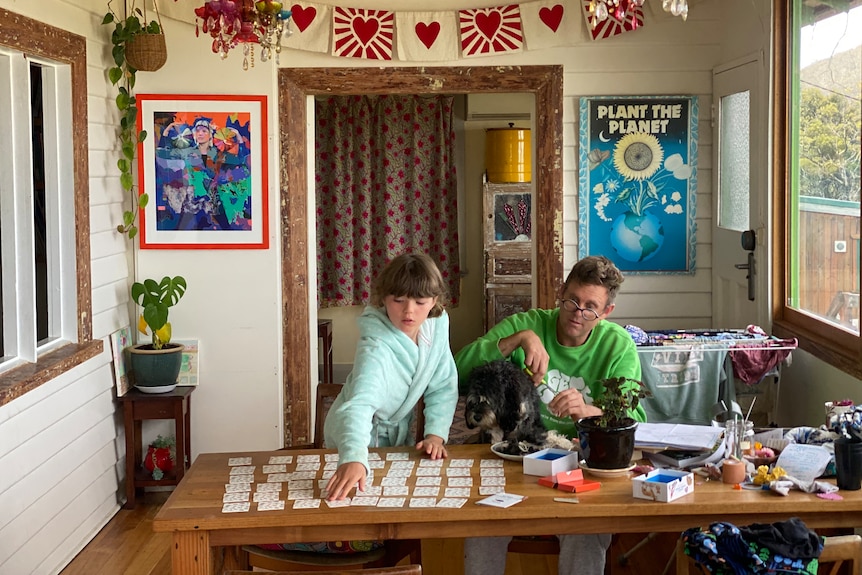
[416,434,448,460]
[325,462,367,500]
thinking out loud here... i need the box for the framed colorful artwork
[578,95,698,274]
[109,325,133,396]
[136,94,269,249]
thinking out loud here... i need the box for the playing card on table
[449,459,474,468]
[386,468,412,478]
[386,452,409,461]
[290,471,317,480]
[480,459,503,468]
[318,479,330,489]
[416,467,441,476]
[288,479,314,491]
[448,477,473,487]
[381,476,407,487]
[221,502,250,513]
[384,485,409,497]
[415,476,441,486]
[324,453,340,462]
[297,454,320,464]
[479,486,505,495]
[288,489,315,500]
[225,483,251,493]
[351,496,379,506]
[324,461,338,470]
[293,498,321,509]
[228,457,253,466]
[268,473,292,483]
[419,458,444,467]
[356,485,382,496]
[480,467,504,477]
[446,467,471,477]
[256,482,281,492]
[324,497,352,507]
[436,497,468,508]
[409,497,437,508]
[377,497,406,508]
[481,476,506,486]
[390,460,415,470]
[369,461,386,469]
[413,486,440,497]
[268,455,293,464]
[253,491,280,502]
[445,487,471,498]
[262,464,287,474]
[368,452,382,461]
[321,470,335,479]
[230,465,256,475]
[223,492,250,503]
[296,463,321,472]
[258,500,286,511]
[230,474,255,484]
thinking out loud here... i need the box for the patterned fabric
[315,95,460,307]
[681,522,821,574]
[258,540,384,554]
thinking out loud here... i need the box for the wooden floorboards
[58,491,683,575]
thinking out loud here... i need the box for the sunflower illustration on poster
[578,96,698,274]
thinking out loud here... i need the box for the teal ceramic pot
[129,343,185,393]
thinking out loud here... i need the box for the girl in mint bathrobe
[324,253,459,500]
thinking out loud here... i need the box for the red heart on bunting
[539,4,564,32]
[475,11,502,40]
[290,4,316,33]
[352,16,379,45]
[415,21,441,49]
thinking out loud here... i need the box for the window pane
[718,91,750,231]
[31,63,48,343]
[790,2,861,333]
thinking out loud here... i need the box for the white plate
[579,460,636,478]
[490,442,526,462]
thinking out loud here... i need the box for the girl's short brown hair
[371,253,447,317]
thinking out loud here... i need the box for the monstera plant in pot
[129,276,187,393]
[576,377,650,470]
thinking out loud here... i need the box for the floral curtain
[315,95,460,307]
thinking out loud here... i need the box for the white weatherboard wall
[1,0,860,573]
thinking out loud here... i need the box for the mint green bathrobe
[323,306,459,472]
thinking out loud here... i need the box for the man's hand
[325,462,366,500]
[416,434,448,459]
[548,388,602,420]
[498,330,549,385]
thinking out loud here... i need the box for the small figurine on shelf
[144,434,176,480]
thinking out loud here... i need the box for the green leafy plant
[102,0,156,239]
[593,376,651,428]
[132,276,187,349]
[145,434,175,480]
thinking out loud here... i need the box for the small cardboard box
[632,468,694,502]
[523,448,578,477]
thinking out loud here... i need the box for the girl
[324,252,458,500]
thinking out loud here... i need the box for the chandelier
[194,0,293,69]
[586,0,688,29]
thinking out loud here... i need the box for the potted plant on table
[576,376,650,470]
[129,276,187,393]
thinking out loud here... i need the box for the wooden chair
[242,384,423,572]
[225,565,421,575]
[675,533,862,575]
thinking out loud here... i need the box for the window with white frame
[0,9,101,406]
[774,0,862,378]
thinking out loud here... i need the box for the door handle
[734,263,749,270]
[735,252,756,301]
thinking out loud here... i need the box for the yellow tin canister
[485,124,532,183]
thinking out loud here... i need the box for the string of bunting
[194,0,688,66]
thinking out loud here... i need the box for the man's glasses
[559,299,601,321]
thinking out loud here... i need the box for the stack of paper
[635,422,724,452]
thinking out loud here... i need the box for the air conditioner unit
[835,240,848,253]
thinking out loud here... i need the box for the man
[454,255,645,575]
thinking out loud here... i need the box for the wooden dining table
[153,443,862,575]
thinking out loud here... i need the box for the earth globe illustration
[609,210,664,262]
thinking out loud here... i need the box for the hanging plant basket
[125,32,167,72]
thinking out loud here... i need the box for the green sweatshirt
[454,308,645,438]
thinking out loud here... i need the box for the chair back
[226,565,421,575]
[676,533,862,575]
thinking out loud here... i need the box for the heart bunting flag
[332,7,395,60]
[283,1,331,53]
[396,11,460,61]
[458,5,524,57]
[520,0,586,49]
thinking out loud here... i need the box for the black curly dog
[464,360,547,455]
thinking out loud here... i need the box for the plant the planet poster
[578,96,698,274]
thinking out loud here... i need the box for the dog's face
[464,390,501,431]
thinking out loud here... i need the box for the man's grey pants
[463,533,612,575]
